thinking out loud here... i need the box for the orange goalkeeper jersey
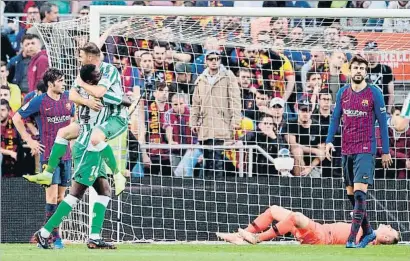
[294,222,364,245]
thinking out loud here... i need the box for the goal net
[33,6,410,243]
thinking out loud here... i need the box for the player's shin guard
[90,195,111,240]
[45,137,69,174]
[41,195,79,238]
[88,141,119,174]
[347,190,367,243]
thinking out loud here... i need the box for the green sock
[99,143,119,174]
[43,195,77,234]
[90,196,109,237]
[45,137,69,173]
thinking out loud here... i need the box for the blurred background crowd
[1,1,410,180]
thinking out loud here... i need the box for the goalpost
[33,6,410,243]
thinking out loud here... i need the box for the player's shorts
[72,133,107,187]
[41,159,72,187]
[342,153,375,186]
[97,116,128,141]
[295,221,329,245]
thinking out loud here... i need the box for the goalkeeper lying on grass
[217,205,399,247]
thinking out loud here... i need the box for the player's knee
[90,130,105,146]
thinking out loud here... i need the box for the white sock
[40,227,51,238]
[42,171,53,178]
[89,234,101,240]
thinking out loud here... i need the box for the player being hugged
[325,55,392,248]
[217,205,399,246]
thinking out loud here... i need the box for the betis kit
[73,62,128,186]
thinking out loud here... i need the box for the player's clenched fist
[325,143,335,161]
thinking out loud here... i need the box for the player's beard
[352,75,364,84]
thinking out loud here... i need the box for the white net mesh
[34,10,410,243]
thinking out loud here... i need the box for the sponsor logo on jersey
[343,109,368,117]
[47,115,71,123]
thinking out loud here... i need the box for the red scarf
[147,101,170,156]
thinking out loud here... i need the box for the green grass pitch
[1,244,410,261]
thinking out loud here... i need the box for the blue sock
[347,191,367,243]
[348,194,372,235]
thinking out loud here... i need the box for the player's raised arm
[325,87,344,160]
[371,86,392,168]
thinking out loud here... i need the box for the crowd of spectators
[1,1,410,180]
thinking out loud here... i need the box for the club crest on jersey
[362,99,369,106]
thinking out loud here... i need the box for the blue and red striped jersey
[18,91,74,161]
[326,84,389,155]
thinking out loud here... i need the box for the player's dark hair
[0,99,11,111]
[349,55,368,69]
[43,68,64,87]
[36,80,48,93]
[79,42,101,56]
[318,88,333,99]
[155,81,168,92]
[151,40,171,50]
[307,70,321,81]
[1,85,10,91]
[392,104,403,114]
[40,2,57,21]
[80,5,90,11]
[80,64,101,85]
[21,33,40,44]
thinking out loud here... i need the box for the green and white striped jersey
[73,62,128,132]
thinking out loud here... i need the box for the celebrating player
[32,60,129,249]
[325,55,392,248]
[12,68,74,249]
[217,205,399,245]
[25,42,129,196]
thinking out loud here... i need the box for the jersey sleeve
[18,95,43,119]
[372,86,389,154]
[98,65,120,89]
[102,91,122,105]
[326,87,344,144]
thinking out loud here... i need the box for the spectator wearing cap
[0,62,21,111]
[191,50,241,179]
[193,37,227,75]
[170,62,196,103]
[283,98,325,177]
[364,41,394,111]
[242,113,287,175]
